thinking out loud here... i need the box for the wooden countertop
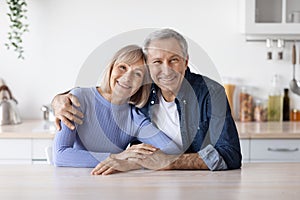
[0,163,299,200]
[236,121,300,139]
[0,120,55,139]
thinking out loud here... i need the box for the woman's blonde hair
[100,45,151,108]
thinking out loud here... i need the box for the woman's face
[110,59,146,101]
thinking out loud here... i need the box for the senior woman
[53,45,180,175]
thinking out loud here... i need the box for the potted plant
[5,0,29,59]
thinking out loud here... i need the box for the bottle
[222,77,236,118]
[282,88,290,121]
[267,75,283,121]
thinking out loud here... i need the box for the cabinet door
[32,139,53,164]
[240,0,300,38]
[240,139,250,163]
[0,139,31,164]
[250,139,300,162]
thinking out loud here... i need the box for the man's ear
[185,55,189,68]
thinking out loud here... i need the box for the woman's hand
[91,144,159,175]
[91,156,141,175]
[51,93,84,130]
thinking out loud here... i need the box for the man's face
[146,38,188,101]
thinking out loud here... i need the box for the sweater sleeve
[52,122,110,168]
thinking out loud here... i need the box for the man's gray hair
[143,28,189,59]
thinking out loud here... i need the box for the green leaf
[5,0,29,59]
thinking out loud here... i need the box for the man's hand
[51,93,84,130]
[91,156,141,176]
[130,151,209,170]
[130,150,179,170]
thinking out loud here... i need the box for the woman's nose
[121,70,133,81]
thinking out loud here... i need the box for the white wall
[0,0,299,119]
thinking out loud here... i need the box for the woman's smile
[116,80,132,89]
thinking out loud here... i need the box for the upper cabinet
[240,0,300,40]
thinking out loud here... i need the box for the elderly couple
[52,28,242,175]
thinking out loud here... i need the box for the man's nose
[161,62,173,74]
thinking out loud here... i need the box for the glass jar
[290,109,300,121]
[239,87,253,122]
[253,99,267,122]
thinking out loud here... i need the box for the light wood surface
[236,122,300,139]
[0,120,55,139]
[2,120,300,140]
[0,163,299,200]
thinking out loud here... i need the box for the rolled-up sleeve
[198,144,228,171]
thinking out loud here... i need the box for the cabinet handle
[267,147,299,152]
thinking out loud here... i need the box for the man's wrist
[163,154,180,170]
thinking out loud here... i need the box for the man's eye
[135,72,142,77]
[170,58,179,63]
[153,61,161,64]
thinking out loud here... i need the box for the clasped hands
[91,143,178,176]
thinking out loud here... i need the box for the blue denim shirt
[139,67,242,170]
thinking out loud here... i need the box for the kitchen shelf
[240,0,300,41]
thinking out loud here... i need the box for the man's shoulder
[185,68,223,92]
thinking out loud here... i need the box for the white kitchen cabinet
[240,139,250,163]
[250,139,300,162]
[0,138,53,164]
[0,120,55,164]
[0,139,32,164]
[32,139,53,164]
[240,0,300,40]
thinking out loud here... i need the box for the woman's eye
[119,65,126,70]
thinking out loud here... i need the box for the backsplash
[0,0,299,119]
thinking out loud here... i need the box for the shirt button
[183,100,187,104]
[152,90,156,93]
[151,100,155,104]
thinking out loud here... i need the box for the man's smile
[158,75,177,84]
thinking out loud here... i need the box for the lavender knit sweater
[53,87,179,167]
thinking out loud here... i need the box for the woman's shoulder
[70,87,100,100]
[69,87,97,109]
[70,87,94,96]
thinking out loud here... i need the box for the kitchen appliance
[41,104,55,122]
[289,44,300,95]
[0,84,22,125]
[290,11,300,23]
